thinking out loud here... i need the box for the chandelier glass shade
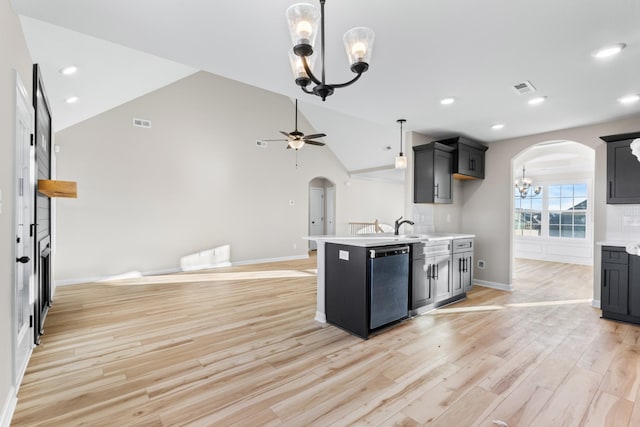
[286,1,374,101]
[515,165,541,199]
[395,119,407,169]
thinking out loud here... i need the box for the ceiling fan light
[286,3,320,56]
[343,27,374,73]
[395,155,407,169]
[289,139,305,150]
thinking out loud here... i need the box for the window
[514,182,588,239]
[548,184,587,238]
[514,188,542,236]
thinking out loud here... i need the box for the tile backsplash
[412,204,435,234]
[607,204,640,241]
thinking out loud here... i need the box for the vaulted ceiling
[12,0,640,179]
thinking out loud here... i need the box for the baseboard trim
[314,311,327,323]
[474,279,513,292]
[1,386,17,427]
[592,299,601,309]
[55,255,311,286]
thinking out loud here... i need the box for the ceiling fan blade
[305,140,326,146]
[303,133,326,140]
[280,131,293,138]
[260,138,288,142]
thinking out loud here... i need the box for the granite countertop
[305,233,475,247]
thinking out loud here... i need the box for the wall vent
[133,118,151,128]
[512,81,536,95]
[256,140,268,148]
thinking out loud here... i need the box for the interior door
[309,187,325,250]
[325,186,335,235]
[14,70,35,385]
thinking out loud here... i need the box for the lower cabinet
[431,254,452,302]
[601,246,640,323]
[452,239,474,295]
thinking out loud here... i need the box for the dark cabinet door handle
[609,181,613,198]
[459,258,462,273]
[603,270,607,287]
[16,256,30,264]
[463,258,466,272]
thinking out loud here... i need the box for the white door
[309,187,325,250]
[326,186,335,235]
[14,71,35,386]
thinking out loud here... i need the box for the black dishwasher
[325,243,410,339]
[369,246,410,329]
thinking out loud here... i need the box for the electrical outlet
[478,260,486,269]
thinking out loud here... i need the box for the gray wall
[1,0,33,421]
[54,71,404,283]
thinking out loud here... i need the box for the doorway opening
[308,177,335,250]
[510,140,595,297]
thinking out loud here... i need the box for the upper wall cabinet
[413,142,455,204]
[439,136,489,180]
[601,132,640,204]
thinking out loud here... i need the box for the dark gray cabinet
[439,137,488,180]
[601,132,640,204]
[413,142,454,204]
[601,246,640,324]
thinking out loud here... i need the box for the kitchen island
[305,233,474,338]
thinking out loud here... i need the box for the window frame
[513,177,592,242]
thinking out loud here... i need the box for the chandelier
[515,165,541,199]
[286,1,375,101]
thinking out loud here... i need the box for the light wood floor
[11,256,640,426]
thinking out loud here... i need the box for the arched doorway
[308,177,335,250]
[510,140,595,291]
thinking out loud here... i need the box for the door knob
[16,256,30,264]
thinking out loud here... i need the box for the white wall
[1,1,33,424]
[54,71,405,283]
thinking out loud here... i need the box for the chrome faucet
[394,216,415,235]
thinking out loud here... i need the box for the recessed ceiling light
[593,43,626,59]
[528,96,547,105]
[440,97,455,105]
[65,96,79,104]
[491,123,505,130]
[59,65,78,75]
[618,94,640,104]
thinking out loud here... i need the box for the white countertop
[597,240,635,247]
[305,233,475,248]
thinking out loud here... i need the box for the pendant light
[395,119,407,169]
[515,165,541,198]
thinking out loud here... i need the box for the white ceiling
[12,0,640,177]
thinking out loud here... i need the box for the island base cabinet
[325,243,409,339]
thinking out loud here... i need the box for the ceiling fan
[260,99,326,150]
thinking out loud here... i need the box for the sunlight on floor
[435,298,592,314]
[101,269,317,286]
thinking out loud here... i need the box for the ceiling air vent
[133,118,151,128]
[512,81,536,95]
[255,140,268,148]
